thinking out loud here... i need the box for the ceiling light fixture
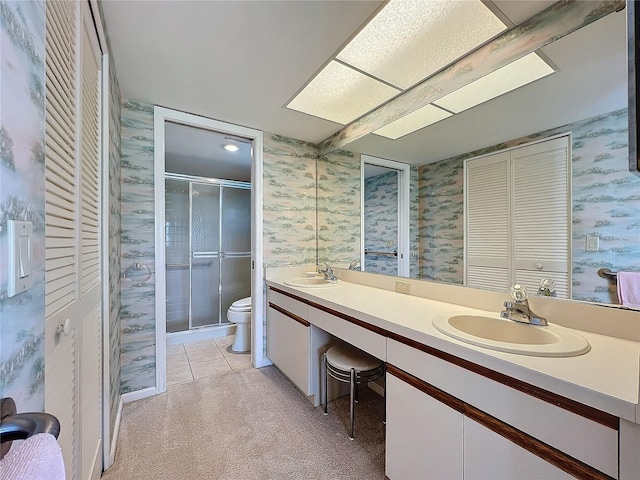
[337,0,508,90]
[433,53,555,114]
[285,0,508,125]
[222,143,239,152]
[373,53,555,140]
[374,104,452,140]
[286,60,400,125]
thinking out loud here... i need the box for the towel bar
[1,398,60,459]
[597,268,618,282]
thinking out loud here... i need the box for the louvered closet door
[44,2,103,479]
[78,9,103,479]
[465,151,510,290]
[512,137,570,298]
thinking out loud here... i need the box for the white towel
[617,271,640,308]
[0,433,65,480]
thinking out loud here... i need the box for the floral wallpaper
[263,133,317,267]
[418,158,465,284]
[0,0,46,411]
[317,149,361,265]
[418,109,640,304]
[364,171,398,276]
[120,99,156,394]
[409,165,420,278]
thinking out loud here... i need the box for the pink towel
[617,271,640,308]
[0,433,65,480]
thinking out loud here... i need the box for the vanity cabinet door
[463,417,572,480]
[285,317,310,394]
[267,304,313,396]
[266,307,286,371]
[386,372,463,480]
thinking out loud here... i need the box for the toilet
[227,296,251,353]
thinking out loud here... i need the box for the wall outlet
[395,280,410,295]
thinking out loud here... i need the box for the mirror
[318,6,640,306]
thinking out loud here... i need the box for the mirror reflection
[318,7,639,306]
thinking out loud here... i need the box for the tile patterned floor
[166,335,252,387]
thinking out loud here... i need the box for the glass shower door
[220,186,252,318]
[165,179,191,333]
[191,182,221,328]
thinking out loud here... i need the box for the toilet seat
[230,297,251,312]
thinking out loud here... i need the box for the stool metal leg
[323,352,328,415]
[349,368,356,440]
[354,374,359,404]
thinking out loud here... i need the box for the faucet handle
[510,284,528,302]
[537,278,556,297]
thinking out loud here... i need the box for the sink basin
[284,277,342,288]
[432,314,590,357]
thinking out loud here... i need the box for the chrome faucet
[318,263,338,282]
[500,285,548,326]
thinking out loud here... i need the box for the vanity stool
[323,343,385,440]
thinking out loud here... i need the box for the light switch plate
[8,220,33,297]
[585,235,600,252]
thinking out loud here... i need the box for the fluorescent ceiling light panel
[433,53,555,113]
[373,104,452,140]
[286,60,400,125]
[336,0,508,90]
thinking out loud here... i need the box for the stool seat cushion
[326,343,382,372]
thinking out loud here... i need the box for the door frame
[360,155,410,277]
[154,107,265,395]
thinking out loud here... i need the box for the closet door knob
[535,262,543,270]
[56,318,71,336]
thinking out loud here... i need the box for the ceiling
[101,1,627,165]
[164,122,252,182]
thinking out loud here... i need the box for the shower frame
[165,172,251,336]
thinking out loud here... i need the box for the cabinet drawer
[464,416,573,480]
[308,306,386,360]
[268,288,308,319]
[387,338,618,478]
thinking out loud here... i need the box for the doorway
[360,155,410,277]
[154,108,265,395]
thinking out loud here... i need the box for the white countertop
[266,278,640,423]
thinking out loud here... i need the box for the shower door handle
[220,252,251,258]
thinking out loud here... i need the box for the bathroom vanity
[265,267,640,480]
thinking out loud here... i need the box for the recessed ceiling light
[222,143,239,152]
[336,0,508,90]
[286,60,400,125]
[433,53,555,114]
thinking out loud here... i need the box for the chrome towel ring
[123,262,152,282]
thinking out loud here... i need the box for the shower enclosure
[165,173,251,335]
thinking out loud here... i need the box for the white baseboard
[91,440,102,480]
[122,386,156,404]
[166,324,235,345]
[254,357,273,368]
[104,395,124,470]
